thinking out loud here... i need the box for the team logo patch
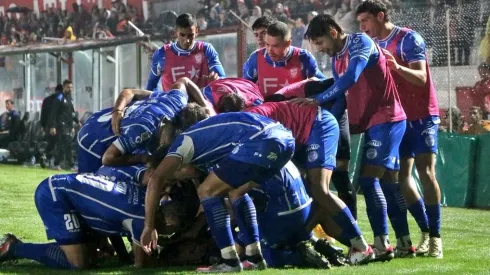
[421,128,436,136]
[216,86,228,94]
[267,152,278,161]
[136,132,151,144]
[307,144,320,151]
[425,135,435,147]
[290,68,298,78]
[194,53,203,64]
[308,151,318,162]
[366,148,377,160]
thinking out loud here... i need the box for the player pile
[0,1,443,272]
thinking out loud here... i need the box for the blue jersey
[96,165,147,186]
[242,47,325,83]
[146,41,226,91]
[78,89,187,173]
[46,174,146,244]
[249,161,311,215]
[167,112,293,172]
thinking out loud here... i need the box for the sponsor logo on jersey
[367,140,382,147]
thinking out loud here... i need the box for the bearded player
[356,0,442,258]
[298,14,408,261]
[146,13,226,92]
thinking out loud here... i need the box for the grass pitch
[0,164,489,274]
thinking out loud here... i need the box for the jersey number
[75,174,115,192]
[64,213,81,231]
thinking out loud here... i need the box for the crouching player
[0,171,184,269]
[141,112,296,273]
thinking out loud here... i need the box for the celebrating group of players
[0,0,443,272]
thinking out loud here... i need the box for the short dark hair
[63,79,72,86]
[218,93,245,113]
[304,14,344,40]
[175,13,197,29]
[355,0,390,22]
[55,84,63,92]
[252,15,276,31]
[5,99,14,105]
[267,21,291,40]
[174,103,209,132]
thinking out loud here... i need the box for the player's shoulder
[297,47,315,58]
[401,28,426,46]
[350,33,374,46]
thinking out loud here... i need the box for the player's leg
[359,120,406,261]
[331,111,357,219]
[413,117,442,258]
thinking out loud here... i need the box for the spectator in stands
[246,6,262,45]
[273,2,289,23]
[480,15,490,63]
[47,80,78,170]
[473,62,490,116]
[439,106,465,133]
[464,106,490,135]
[292,17,306,48]
[0,99,21,149]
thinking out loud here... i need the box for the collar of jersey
[336,34,351,58]
[170,42,197,56]
[264,47,293,67]
[376,25,401,44]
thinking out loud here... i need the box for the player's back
[334,33,406,133]
[246,101,318,144]
[249,161,311,215]
[167,112,291,169]
[203,78,264,111]
[49,173,145,237]
[96,164,147,186]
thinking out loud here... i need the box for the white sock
[396,235,412,248]
[245,242,261,257]
[350,236,369,251]
[374,235,390,250]
[221,246,239,260]
[310,235,319,243]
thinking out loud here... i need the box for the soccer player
[146,13,226,92]
[202,78,264,113]
[243,21,325,96]
[77,77,209,173]
[299,14,407,261]
[219,97,373,263]
[140,112,296,272]
[271,78,358,219]
[356,0,442,258]
[251,15,276,49]
[0,172,186,269]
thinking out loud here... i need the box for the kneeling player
[141,112,296,272]
[0,172,185,269]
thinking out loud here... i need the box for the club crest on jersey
[290,68,299,78]
[216,86,228,94]
[366,148,377,160]
[194,53,203,64]
[425,134,435,147]
[267,152,278,161]
[308,151,318,162]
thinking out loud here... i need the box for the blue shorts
[399,116,439,158]
[296,109,338,170]
[35,177,86,245]
[363,120,406,171]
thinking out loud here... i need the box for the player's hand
[381,48,400,71]
[111,110,124,136]
[289,97,318,107]
[207,71,219,81]
[140,226,158,255]
[49,128,57,136]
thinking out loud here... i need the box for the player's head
[304,14,344,57]
[5,99,14,112]
[252,15,276,49]
[478,62,490,79]
[174,102,210,132]
[63,79,73,94]
[175,13,198,50]
[217,93,246,113]
[469,106,483,124]
[155,200,194,235]
[265,21,292,62]
[355,0,390,38]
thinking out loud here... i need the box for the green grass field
[0,164,489,274]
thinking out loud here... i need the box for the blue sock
[332,207,362,241]
[408,198,430,233]
[380,181,410,239]
[13,243,74,269]
[425,204,441,238]
[201,196,235,249]
[232,194,259,246]
[360,177,388,237]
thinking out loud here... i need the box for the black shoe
[314,239,347,267]
[297,241,331,269]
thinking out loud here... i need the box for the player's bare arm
[101,144,149,166]
[111,88,153,135]
[172,77,208,108]
[381,48,427,86]
[141,156,182,254]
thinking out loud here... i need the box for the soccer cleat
[196,258,243,273]
[394,245,416,258]
[297,241,331,269]
[428,237,443,259]
[349,246,375,265]
[372,244,395,262]
[314,238,347,266]
[416,232,430,255]
[0,233,19,263]
[242,254,267,270]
